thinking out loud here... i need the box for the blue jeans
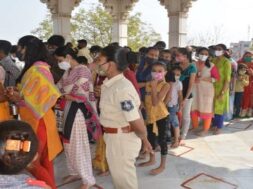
[234,92,243,117]
[168,105,179,128]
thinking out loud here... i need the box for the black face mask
[16,51,24,61]
[145,56,156,65]
[160,59,170,65]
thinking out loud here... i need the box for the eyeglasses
[99,62,109,67]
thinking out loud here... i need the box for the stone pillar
[159,0,196,48]
[168,12,188,47]
[112,18,128,47]
[100,0,138,46]
[41,0,80,42]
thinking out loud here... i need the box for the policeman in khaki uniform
[97,46,153,189]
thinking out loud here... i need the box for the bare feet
[137,153,146,160]
[97,171,110,177]
[80,184,104,189]
[196,131,208,137]
[138,160,155,167]
[149,166,165,175]
[80,184,89,189]
[170,141,179,148]
[62,175,81,184]
[213,128,221,135]
[179,139,185,146]
[189,128,197,132]
[93,184,104,189]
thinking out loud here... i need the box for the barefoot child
[140,61,170,175]
[234,63,249,118]
[165,66,183,148]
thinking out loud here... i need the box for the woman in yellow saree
[0,66,11,121]
[6,36,62,189]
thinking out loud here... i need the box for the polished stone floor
[54,118,253,189]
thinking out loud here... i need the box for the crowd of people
[0,34,253,189]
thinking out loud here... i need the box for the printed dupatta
[59,94,102,141]
[57,64,102,141]
[19,61,61,119]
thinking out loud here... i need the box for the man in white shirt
[77,39,93,64]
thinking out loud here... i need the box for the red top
[123,68,141,97]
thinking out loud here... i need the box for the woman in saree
[54,46,102,189]
[6,35,62,189]
[91,55,109,176]
[0,66,11,121]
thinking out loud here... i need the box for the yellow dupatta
[19,61,62,161]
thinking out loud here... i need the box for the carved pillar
[159,0,196,47]
[41,0,80,42]
[100,0,138,46]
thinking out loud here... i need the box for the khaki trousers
[104,132,141,189]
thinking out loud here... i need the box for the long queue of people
[0,35,252,189]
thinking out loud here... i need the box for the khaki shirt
[100,74,140,128]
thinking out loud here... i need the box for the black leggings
[147,117,168,155]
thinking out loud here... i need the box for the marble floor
[54,118,253,189]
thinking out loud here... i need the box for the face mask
[59,61,71,71]
[239,70,246,75]
[192,52,196,59]
[215,50,223,57]
[175,57,181,63]
[244,57,252,63]
[95,64,107,76]
[160,59,170,65]
[176,55,186,63]
[48,48,56,55]
[151,72,164,80]
[145,57,156,65]
[199,55,208,62]
[16,51,24,61]
[175,76,180,81]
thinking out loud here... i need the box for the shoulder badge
[121,100,134,112]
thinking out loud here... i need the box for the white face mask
[199,55,208,62]
[215,50,223,57]
[175,76,180,81]
[95,65,107,76]
[59,61,71,71]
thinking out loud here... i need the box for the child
[165,66,183,148]
[77,56,88,66]
[0,120,50,189]
[234,64,249,118]
[139,61,170,175]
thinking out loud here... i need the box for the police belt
[103,125,134,134]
